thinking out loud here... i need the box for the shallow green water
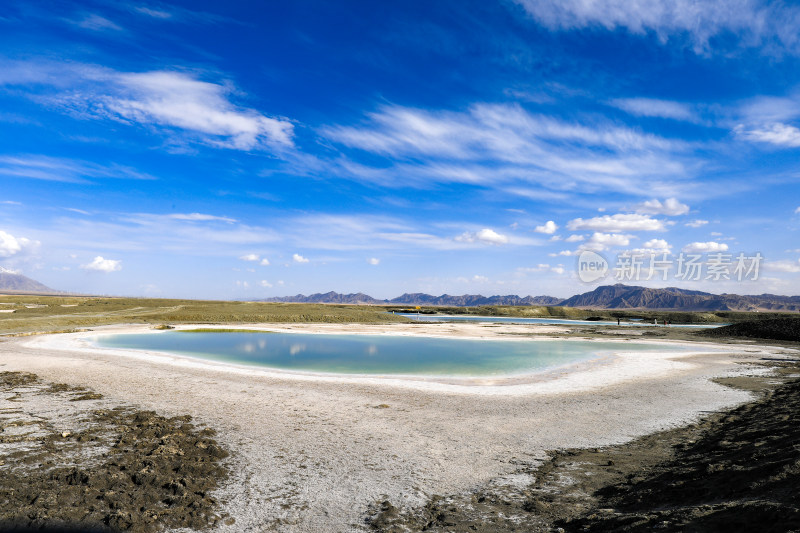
[94,331,685,377]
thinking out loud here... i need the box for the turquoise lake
[93,331,686,377]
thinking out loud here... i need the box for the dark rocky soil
[698,317,800,342]
[0,372,231,532]
[366,361,800,532]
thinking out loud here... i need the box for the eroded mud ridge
[0,371,230,532]
[367,361,800,532]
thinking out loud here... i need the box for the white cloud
[642,238,671,251]
[736,122,800,147]
[565,234,585,242]
[169,213,237,223]
[81,256,122,272]
[322,103,692,197]
[611,98,696,121]
[367,257,380,265]
[580,232,633,251]
[795,206,800,214]
[260,258,270,266]
[0,230,38,258]
[102,71,294,150]
[75,14,123,31]
[0,154,157,183]
[239,253,260,262]
[763,259,800,273]
[513,0,800,55]
[455,228,509,245]
[292,253,309,263]
[682,241,729,253]
[634,198,689,216]
[567,213,665,232]
[134,7,172,19]
[519,263,566,274]
[472,275,489,283]
[534,220,558,234]
[0,62,294,151]
[259,280,273,287]
[685,219,709,228]
[628,238,672,254]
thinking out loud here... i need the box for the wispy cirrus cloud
[735,122,800,147]
[0,154,157,183]
[611,98,697,122]
[321,103,694,197]
[0,60,294,151]
[733,92,800,148]
[513,0,800,55]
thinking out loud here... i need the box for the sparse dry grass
[0,296,410,335]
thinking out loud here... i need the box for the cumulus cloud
[239,253,260,262]
[455,228,509,245]
[634,198,689,216]
[565,234,585,242]
[259,280,273,287]
[367,257,380,265]
[0,230,38,258]
[580,232,633,251]
[685,219,709,228]
[642,238,671,250]
[567,214,665,232]
[292,253,309,263]
[259,258,270,266]
[735,122,800,148]
[795,206,800,214]
[627,238,672,254]
[81,256,122,272]
[682,241,729,253]
[534,220,558,234]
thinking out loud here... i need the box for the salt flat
[0,322,792,532]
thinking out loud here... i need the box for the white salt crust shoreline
[1,322,797,532]
[30,323,736,395]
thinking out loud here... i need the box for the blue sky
[1,0,799,299]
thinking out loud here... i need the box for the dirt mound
[366,364,800,532]
[698,317,800,342]
[0,372,231,532]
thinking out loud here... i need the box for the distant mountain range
[558,284,800,312]
[262,284,800,312]
[0,268,57,294]
[262,291,563,307]
[1,269,798,312]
